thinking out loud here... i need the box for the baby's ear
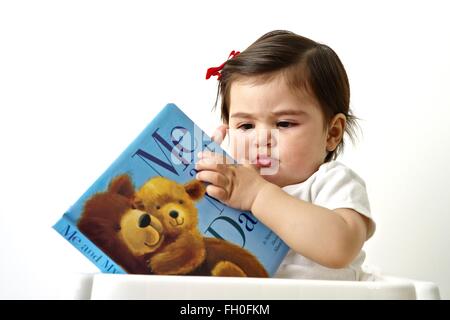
[184,179,206,202]
[326,113,346,152]
[108,174,135,199]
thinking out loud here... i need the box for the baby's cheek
[229,132,251,161]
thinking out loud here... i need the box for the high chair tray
[66,273,440,300]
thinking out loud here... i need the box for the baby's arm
[195,150,373,269]
[251,183,373,269]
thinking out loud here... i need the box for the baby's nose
[253,128,276,147]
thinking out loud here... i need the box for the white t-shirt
[274,161,375,281]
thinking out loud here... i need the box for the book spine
[52,215,126,274]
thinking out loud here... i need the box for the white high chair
[62,271,440,300]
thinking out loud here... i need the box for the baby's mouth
[255,155,276,168]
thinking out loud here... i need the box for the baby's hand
[210,124,228,146]
[195,151,268,211]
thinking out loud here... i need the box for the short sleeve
[310,162,373,222]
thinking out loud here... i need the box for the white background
[1,0,449,299]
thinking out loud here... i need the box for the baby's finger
[211,124,228,145]
[198,150,234,165]
[196,170,229,189]
[205,184,228,202]
[198,150,223,162]
[195,158,221,172]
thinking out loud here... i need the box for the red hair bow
[206,50,240,80]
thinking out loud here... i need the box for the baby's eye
[277,121,295,128]
[237,123,254,131]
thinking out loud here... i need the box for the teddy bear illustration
[135,176,269,277]
[77,174,165,274]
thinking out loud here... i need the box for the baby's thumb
[211,124,228,145]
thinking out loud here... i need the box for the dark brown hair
[214,30,358,162]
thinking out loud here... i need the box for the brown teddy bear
[77,174,165,274]
[135,176,269,277]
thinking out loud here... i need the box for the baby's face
[227,75,329,187]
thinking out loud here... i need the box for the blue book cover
[53,103,289,277]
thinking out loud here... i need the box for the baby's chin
[260,172,289,188]
[260,170,307,188]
